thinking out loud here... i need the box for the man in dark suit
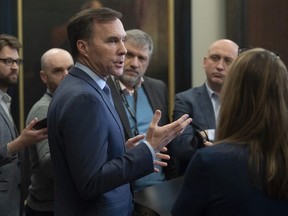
[0,34,47,216]
[170,39,238,176]
[47,8,191,216]
[107,29,175,191]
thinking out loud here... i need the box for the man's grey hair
[125,29,153,57]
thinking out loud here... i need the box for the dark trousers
[25,205,54,216]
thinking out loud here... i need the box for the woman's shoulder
[203,142,247,152]
[197,142,248,163]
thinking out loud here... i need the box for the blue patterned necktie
[103,84,114,106]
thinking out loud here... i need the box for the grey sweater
[26,92,54,211]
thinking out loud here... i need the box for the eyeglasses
[0,58,23,66]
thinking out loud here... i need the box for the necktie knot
[212,93,219,104]
[103,84,111,96]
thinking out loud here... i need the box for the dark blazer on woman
[172,143,288,216]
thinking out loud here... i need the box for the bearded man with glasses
[0,34,47,216]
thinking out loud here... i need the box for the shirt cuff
[207,129,215,141]
[142,140,156,161]
[6,145,18,160]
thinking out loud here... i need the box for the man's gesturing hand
[146,110,191,153]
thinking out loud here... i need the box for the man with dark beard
[0,34,47,216]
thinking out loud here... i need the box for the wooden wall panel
[247,0,288,64]
[226,0,288,65]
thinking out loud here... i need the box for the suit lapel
[107,77,133,138]
[69,69,125,141]
[196,85,216,128]
[0,105,17,138]
[142,78,157,112]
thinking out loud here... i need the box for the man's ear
[77,40,89,57]
[40,70,47,84]
[202,56,207,69]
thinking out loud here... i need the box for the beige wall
[191,0,226,87]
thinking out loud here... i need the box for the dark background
[21,0,171,122]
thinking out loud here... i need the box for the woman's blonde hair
[216,48,288,199]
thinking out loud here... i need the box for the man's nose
[130,57,140,67]
[118,41,127,55]
[11,62,19,69]
[216,59,225,70]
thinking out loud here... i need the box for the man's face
[203,41,238,90]
[40,52,73,93]
[0,46,20,91]
[119,41,150,88]
[79,18,127,78]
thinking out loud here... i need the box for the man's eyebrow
[107,36,119,40]
[52,66,64,72]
